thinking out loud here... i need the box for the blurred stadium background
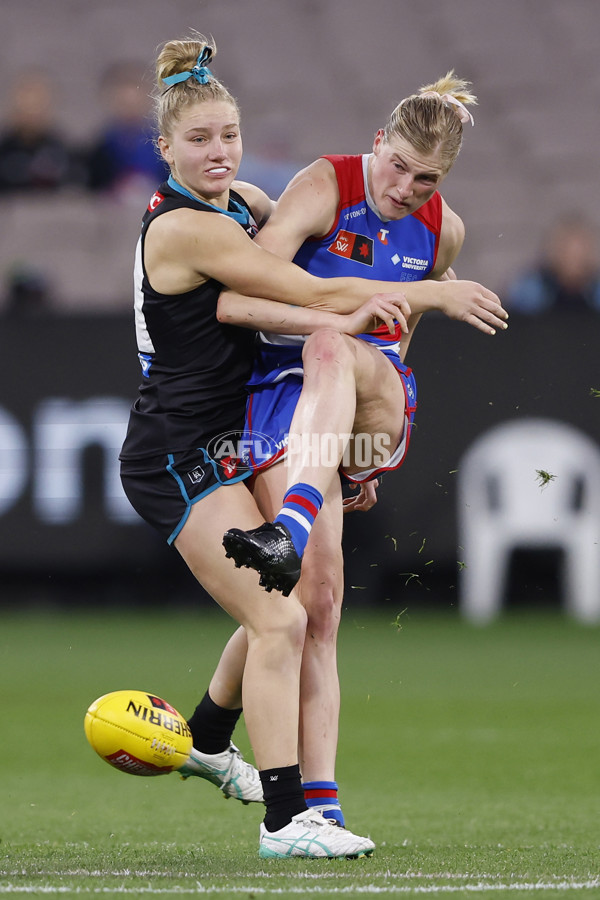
[1,0,599,616]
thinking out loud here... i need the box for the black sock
[260,764,307,833]
[187,691,242,754]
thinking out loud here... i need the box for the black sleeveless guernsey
[120,181,258,461]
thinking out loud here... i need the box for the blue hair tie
[162,47,213,87]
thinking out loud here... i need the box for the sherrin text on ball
[84,689,192,776]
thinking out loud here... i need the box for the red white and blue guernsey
[243,153,443,481]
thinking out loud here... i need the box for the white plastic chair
[457,418,600,624]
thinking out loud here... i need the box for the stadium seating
[0,0,598,312]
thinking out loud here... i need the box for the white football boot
[310,804,345,825]
[259,808,375,859]
[179,742,263,804]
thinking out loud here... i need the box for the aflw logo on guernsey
[328,230,374,266]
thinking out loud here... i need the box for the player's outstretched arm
[217,289,409,338]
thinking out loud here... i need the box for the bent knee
[301,575,342,641]
[249,597,308,651]
[303,328,354,366]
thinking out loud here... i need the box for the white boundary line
[2,879,600,894]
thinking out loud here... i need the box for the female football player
[118,29,426,859]
[220,73,508,826]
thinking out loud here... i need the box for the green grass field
[1,606,599,898]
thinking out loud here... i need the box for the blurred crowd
[1,69,598,318]
[0,67,167,198]
[504,214,600,315]
[0,66,299,202]
[0,67,301,315]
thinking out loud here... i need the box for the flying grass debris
[536,469,557,489]
[401,572,421,586]
[392,608,408,631]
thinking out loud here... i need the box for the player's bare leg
[176,483,306,770]
[207,625,247,710]
[253,462,346,823]
[178,624,261,802]
[287,329,406,485]
[223,329,405,593]
[175,484,308,810]
[176,485,375,856]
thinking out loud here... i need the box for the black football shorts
[120,447,252,544]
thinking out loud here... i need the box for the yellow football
[84,690,192,776]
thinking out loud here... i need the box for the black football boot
[223,522,302,597]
